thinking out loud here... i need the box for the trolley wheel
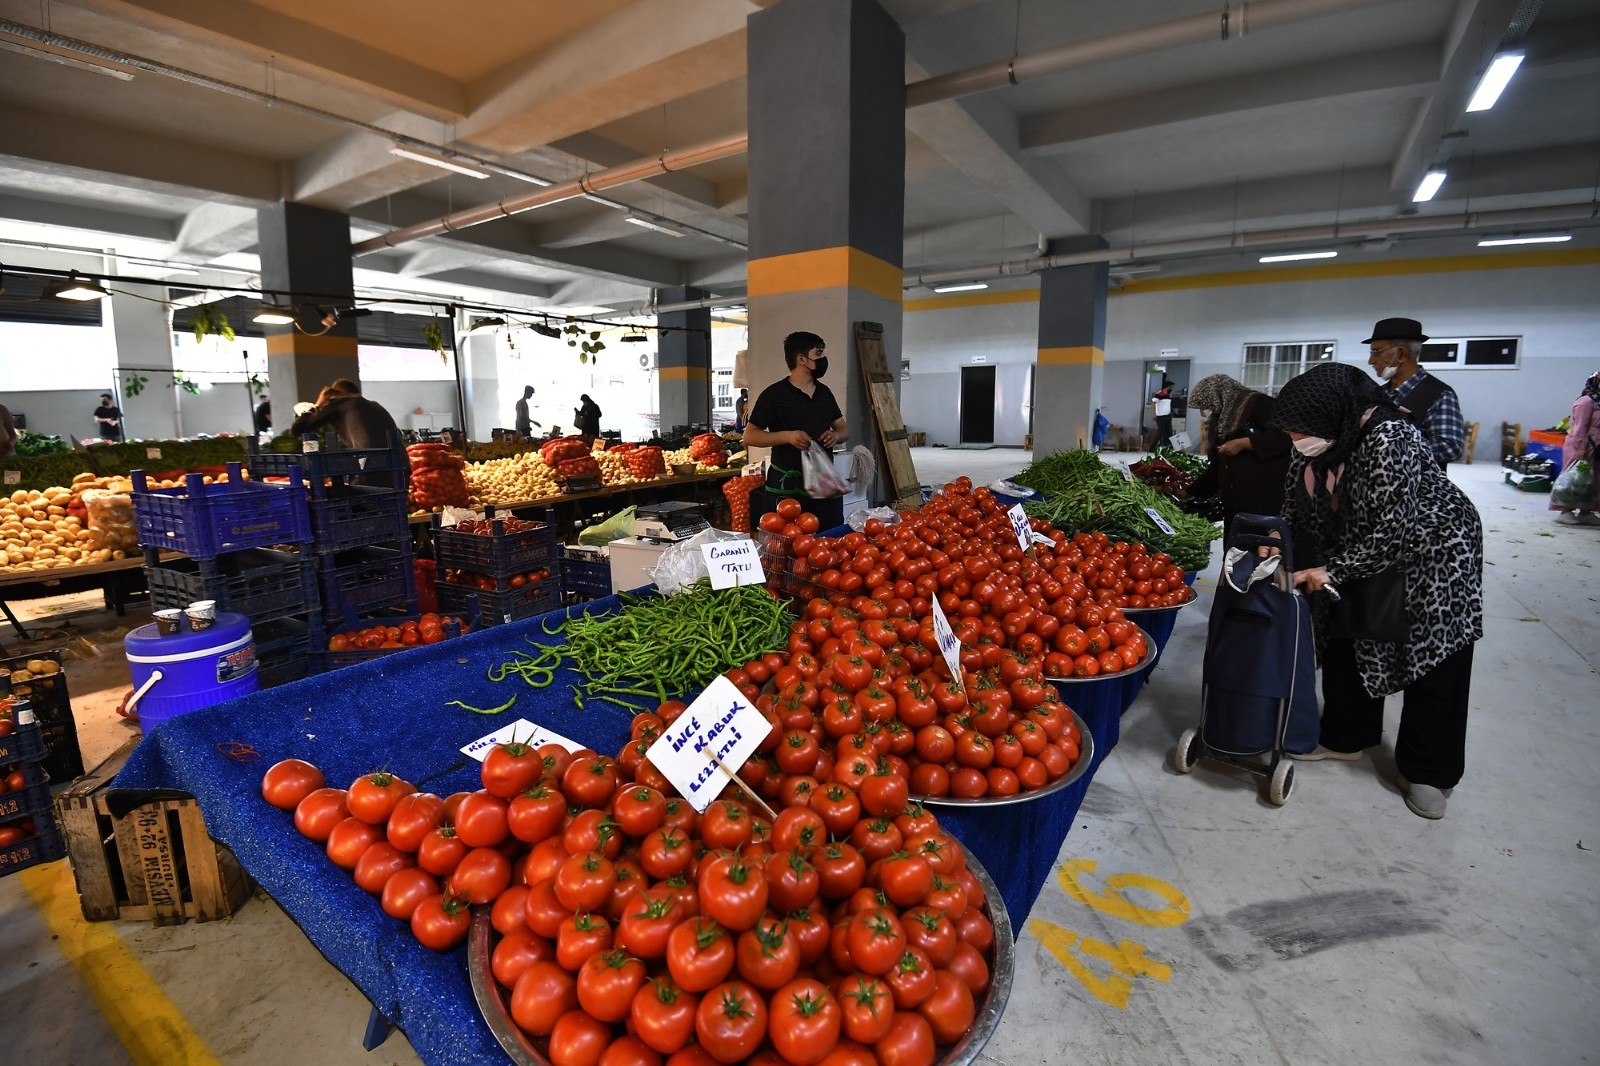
[1268,760,1295,806]
[1173,728,1201,775]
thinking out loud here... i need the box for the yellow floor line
[19,861,220,1066]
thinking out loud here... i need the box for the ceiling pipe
[903,200,1600,288]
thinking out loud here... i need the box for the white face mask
[1378,363,1399,381]
[1293,436,1335,457]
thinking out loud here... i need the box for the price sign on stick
[1143,507,1176,536]
[701,538,766,590]
[930,597,965,694]
[647,676,773,812]
[1007,504,1033,553]
[461,719,583,762]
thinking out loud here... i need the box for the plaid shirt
[1390,369,1465,464]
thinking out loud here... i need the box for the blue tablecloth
[111,593,1172,1066]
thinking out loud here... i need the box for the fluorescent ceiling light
[125,257,200,275]
[1413,170,1447,202]
[932,282,989,293]
[44,275,109,301]
[625,215,686,238]
[252,306,296,325]
[389,144,490,179]
[1465,52,1524,113]
[1259,251,1338,263]
[0,37,135,79]
[1477,233,1572,247]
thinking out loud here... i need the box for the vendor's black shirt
[94,404,123,440]
[748,377,842,493]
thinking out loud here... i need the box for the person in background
[734,388,749,432]
[744,331,850,529]
[575,394,601,440]
[1364,317,1464,466]
[515,386,541,439]
[1150,379,1174,448]
[1187,374,1293,533]
[0,402,16,456]
[1550,370,1600,526]
[254,393,272,433]
[1271,363,1483,820]
[94,393,123,441]
[288,380,400,487]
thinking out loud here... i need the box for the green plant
[171,373,201,395]
[564,318,605,364]
[123,374,149,397]
[247,373,267,396]
[424,319,446,361]
[191,304,235,345]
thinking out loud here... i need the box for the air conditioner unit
[639,352,656,370]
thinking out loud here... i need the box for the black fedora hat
[1363,317,1429,344]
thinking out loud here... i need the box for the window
[1418,336,1519,369]
[716,383,730,399]
[1241,341,1336,395]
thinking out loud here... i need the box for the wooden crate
[55,737,253,925]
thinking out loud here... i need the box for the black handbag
[1327,566,1409,642]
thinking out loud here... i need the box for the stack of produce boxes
[133,461,315,687]
[433,506,559,627]
[0,653,83,783]
[0,687,67,877]
[250,434,415,668]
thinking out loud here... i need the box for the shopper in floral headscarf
[1186,374,1292,533]
[1550,371,1600,526]
[1271,363,1483,820]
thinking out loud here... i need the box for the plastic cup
[153,609,184,635]
[186,599,217,631]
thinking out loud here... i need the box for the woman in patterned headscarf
[1186,375,1292,532]
[1550,371,1600,525]
[1270,362,1483,821]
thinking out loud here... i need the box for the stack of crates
[561,544,613,605]
[433,507,560,627]
[250,432,415,654]
[0,692,68,878]
[135,461,316,688]
[0,652,84,783]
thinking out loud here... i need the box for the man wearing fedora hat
[1365,317,1465,466]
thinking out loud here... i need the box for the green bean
[447,695,518,715]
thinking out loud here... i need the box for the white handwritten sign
[1030,530,1054,548]
[1119,461,1134,483]
[930,597,965,692]
[700,538,766,590]
[460,719,584,763]
[302,438,320,453]
[1007,504,1032,553]
[146,447,161,460]
[2,470,18,486]
[1143,507,1176,536]
[646,676,772,811]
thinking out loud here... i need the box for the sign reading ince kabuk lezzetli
[646,676,772,811]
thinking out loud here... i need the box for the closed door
[960,366,996,443]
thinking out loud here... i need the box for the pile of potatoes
[2,487,112,571]
[460,452,562,509]
[593,449,647,487]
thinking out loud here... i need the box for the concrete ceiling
[0,0,1594,311]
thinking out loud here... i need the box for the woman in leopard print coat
[1272,363,1483,819]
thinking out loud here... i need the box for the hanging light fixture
[252,303,296,325]
[530,320,562,339]
[44,273,109,301]
[620,327,649,343]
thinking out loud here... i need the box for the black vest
[1389,374,1451,467]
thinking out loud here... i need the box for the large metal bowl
[1045,624,1157,684]
[914,708,1094,809]
[1118,592,1197,615]
[469,848,1015,1066]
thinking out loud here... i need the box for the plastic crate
[0,761,51,825]
[312,612,471,673]
[254,616,319,688]
[317,545,416,621]
[438,580,561,628]
[0,719,48,764]
[433,508,558,582]
[562,556,612,601]
[308,485,411,554]
[0,821,65,879]
[1,652,83,783]
[132,462,311,558]
[144,546,317,625]
[248,432,409,497]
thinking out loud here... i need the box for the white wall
[900,261,1600,461]
[901,297,1038,446]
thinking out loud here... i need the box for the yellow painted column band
[19,862,220,1066]
[1117,247,1600,294]
[906,289,1040,312]
[748,246,904,303]
[1038,346,1105,366]
[265,332,359,357]
[658,365,711,382]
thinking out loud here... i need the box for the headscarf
[1272,363,1408,532]
[1581,372,1600,406]
[1189,375,1254,438]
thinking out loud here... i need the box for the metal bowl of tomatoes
[1045,625,1157,684]
[912,708,1094,809]
[468,848,1015,1066]
[1118,588,1197,615]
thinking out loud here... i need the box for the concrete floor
[2,446,1596,1065]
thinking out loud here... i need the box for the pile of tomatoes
[261,711,999,1066]
[324,613,469,652]
[442,566,553,592]
[0,763,35,799]
[0,816,39,849]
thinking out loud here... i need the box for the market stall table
[0,554,155,644]
[109,592,1176,1065]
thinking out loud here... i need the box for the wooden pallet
[55,737,253,925]
[853,322,922,510]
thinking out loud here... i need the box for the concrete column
[256,202,358,404]
[1034,238,1109,455]
[107,280,177,440]
[459,331,502,441]
[656,286,712,431]
[746,0,905,499]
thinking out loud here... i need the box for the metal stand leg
[362,1004,394,1051]
[0,598,30,640]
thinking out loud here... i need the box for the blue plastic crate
[317,546,416,622]
[0,821,65,878]
[562,556,612,601]
[248,433,409,497]
[144,547,317,625]
[308,485,411,554]
[0,720,47,765]
[0,762,51,825]
[133,462,311,558]
[432,508,557,583]
[437,579,560,628]
[312,612,471,674]
[254,616,319,688]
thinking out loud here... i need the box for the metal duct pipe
[905,0,1384,107]
[609,293,750,317]
[903,201,1600,288]
[350,134,751,256]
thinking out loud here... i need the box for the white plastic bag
[801,442,850,498]
[652,526,745,594]
[1550,459,1595,509]
[847,507,900,531]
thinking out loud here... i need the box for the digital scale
[634,501,710,542]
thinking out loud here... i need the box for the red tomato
[353,842,414,894]
[492,885,531,936]
[874,1010,936,1066]
[452,790,510,848]
[325,817,383,870]
[768,977,842,1066]
[380,867,438,921]
[562,756,620,808]
[577,948,648,1023]
[410,892,471,952]
[448,846,512,905]
[510,961,577,1036]
[293,787,349,842]
[694,979,768,1063]
[837,974,895,1044]
[845,909,906,975]
[617,885,685,961]
[556,911,614,972]
[884,946,937,1008]
[261,758,324,811]
[417,825,468,877]
[524,877,575,939]
[613,784,667,838]
[346,771,415,825]
[918,970,976,1043]
[507,785,566,844]
[697,855,769,931]
[385,792,445,853]
[481,741,545,799]
[631,976,699,1056]
[555,851,618,912]
[666,917,737,993]
[491,927,553,988]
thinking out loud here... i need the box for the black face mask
[810,356,829,380]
